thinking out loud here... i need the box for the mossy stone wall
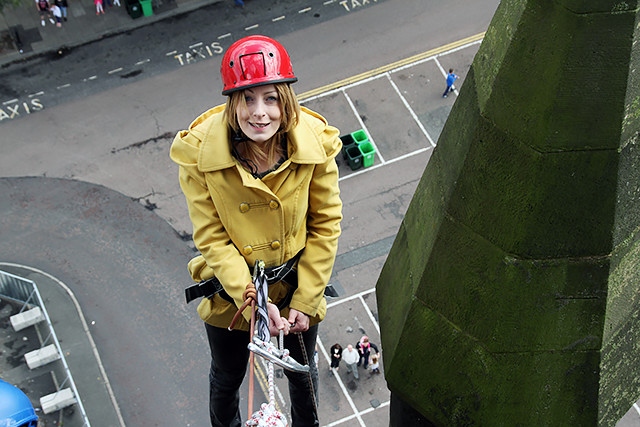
[377,1,640,425]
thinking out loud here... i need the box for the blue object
[446,72,458,86]
[0,379,38,427]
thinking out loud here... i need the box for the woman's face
[236,84,282,144]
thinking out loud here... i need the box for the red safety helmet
[220,35,297,96]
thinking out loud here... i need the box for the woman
[356,335,379,369]
[170,35,343,427]
[330,343,343,371]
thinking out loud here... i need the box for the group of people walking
[36,0,121,25]
[36,0,67,27]
[94,0,121,16]
[329,336,380,380]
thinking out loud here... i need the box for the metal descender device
[247,260,309,373]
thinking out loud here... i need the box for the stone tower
[376,1,640,425]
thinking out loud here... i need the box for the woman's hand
[287,308,309,333]
[267,302,290,337]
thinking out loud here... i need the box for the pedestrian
[170,35,343,427]
[342,344,359,379]
[442,68,459,98]
[369,353,380,374]
[329,343,343,371]
[36,0,54,26]
[50,2,62,27]
[94,0,104,14]
[54,0,68,21]
[355,335,379,369]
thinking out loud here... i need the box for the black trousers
[205,323,320,427]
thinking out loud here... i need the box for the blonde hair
[224,83,300,170]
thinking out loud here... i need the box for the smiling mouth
[250,122,269,128]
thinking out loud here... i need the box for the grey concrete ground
[2,0,638,426]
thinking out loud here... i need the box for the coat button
[270,241,281,250]
[239,203,250,213]
[269,200,279,209]
[243,246,253,255]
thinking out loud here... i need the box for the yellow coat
[170,104,343,330]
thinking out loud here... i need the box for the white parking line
[317,336,366,426]
[321,289,387,426]
[386,72,437,148]
[341,89,383,164]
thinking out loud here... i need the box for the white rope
[267,361,275,405]
[255,260,276,404]
[245,261,289,426]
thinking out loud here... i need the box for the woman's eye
[265,96,278,103]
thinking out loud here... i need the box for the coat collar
[193,105,330,172]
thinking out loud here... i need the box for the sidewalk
[0,0,223,67]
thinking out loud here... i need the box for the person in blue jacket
[442,68,459,98]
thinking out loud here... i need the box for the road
[0,0,495,115]
[9,1,638,427]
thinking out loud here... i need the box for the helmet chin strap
[232,129,249,143]
[231,131,266,178]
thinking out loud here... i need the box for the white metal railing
[0,269,91,427]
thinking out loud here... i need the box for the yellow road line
[298,32,485,101]
[253,360,286,414]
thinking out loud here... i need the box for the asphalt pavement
[10,1,638,427]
